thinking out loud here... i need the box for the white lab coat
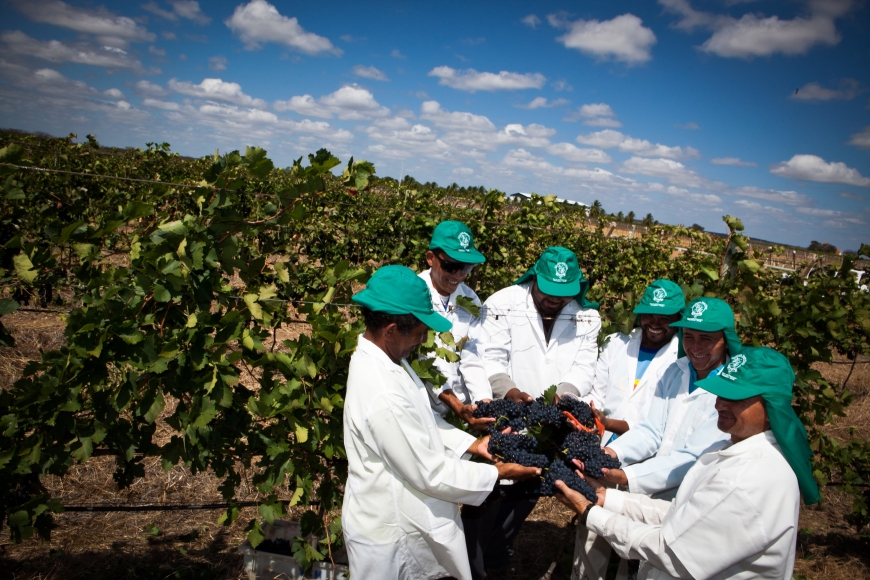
[608,358,730,497]
[586,431,800,579]
[572,328,679,580]
[589,328,680,439]
[342,336,499,580]
[417,269,491,415]
[461,282,601,399]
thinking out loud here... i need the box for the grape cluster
[562,432,621,479]
[524,399,565,428]
[473,397,565,435]
[487,432,549,468]
[557,398,595,429]
[539,459,597,502]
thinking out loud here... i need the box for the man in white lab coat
[599,297,742,499]
[460,246,601,579]
[588,279,685,442]
[572,279,685,580]
[343,265,540,580]
[555,346,821,580]
[417,220,493,430]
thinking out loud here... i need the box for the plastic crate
[237,520,348,580]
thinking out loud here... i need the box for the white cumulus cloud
[660,0,851,59]
[790,79,858,101]
[225,0,341,55]
[352,65,389,81]
[516,97,569,109]
[143,1,211,25]
[420,101,496,131]
[575,129,698,160]
[711,157,757,167]
[730,186,810,205]
[168,77,267,108]
[428,66,545,92]
[11,0,155,47]
[848,126,870,150]
[275,84,390,120]
[621,156,706,188]
[546,143,613,164]
[208,56,227,71]
[771,154,870,186]
[522,15,541,28]
[1,31,146,71]
[550,13,656,64]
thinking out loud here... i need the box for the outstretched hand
[496,462,541,481]
[459,403,497,431]
[504,388,534,404]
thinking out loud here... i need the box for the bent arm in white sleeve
[365,391,497,504]
[602,488,673,525]
[457,317,493,402]
[625,411,730,496]
[584,337,612,409]
[608,390,669,465]
[558,312,601,398]
[585,506,694,578]
[478,303,513,379]
[433,412,478,459]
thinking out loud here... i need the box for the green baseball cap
[670,297,743,356]
[429,220,486,264]
[633,279,685,316]
[515,246,583,297]
[697,346,820,505]
[352,265,453,332]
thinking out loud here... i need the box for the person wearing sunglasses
[417,220,494,431]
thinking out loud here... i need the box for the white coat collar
[518,282,581,347]
[356,333,404,369]
[718,430,780,457]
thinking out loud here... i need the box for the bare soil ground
[1,309,868,580]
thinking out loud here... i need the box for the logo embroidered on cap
[652,288,667,305]
[687,301,708,321]
[554,262,568,281]
[720,353,747,380]
[457,231,471,251]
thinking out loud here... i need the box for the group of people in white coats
[341,220,820,580]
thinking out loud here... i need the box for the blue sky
[1,0,868,250]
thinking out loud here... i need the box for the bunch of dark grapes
[524,399,565,428]
[487,432,549,468]
[563,432,621,479]
[557,397,595,429]
[539,459,597,502]
[473,399,528,434]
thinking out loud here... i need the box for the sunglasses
[434,252,476,275]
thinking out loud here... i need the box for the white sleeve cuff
[585,504,614,533]
[603,487,627,515]
[623,465,638,494]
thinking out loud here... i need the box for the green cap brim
[696,373,763,400]
[414,310,453,332]
[535,275,581,297]
[633,304,683,316]
[669,319,723,331]
[441,246,486,264]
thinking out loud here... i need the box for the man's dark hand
[458,403,496,431]
[504,388,534,403]
[496,462,541,481]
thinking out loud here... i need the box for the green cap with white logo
[697,346,820,505]
[353,265,453,332]
[429,220,486,264]
[515,246,598,308]
[670,296,743,356]
[633,279,685,316]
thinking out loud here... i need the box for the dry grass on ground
[1,309,869,579]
